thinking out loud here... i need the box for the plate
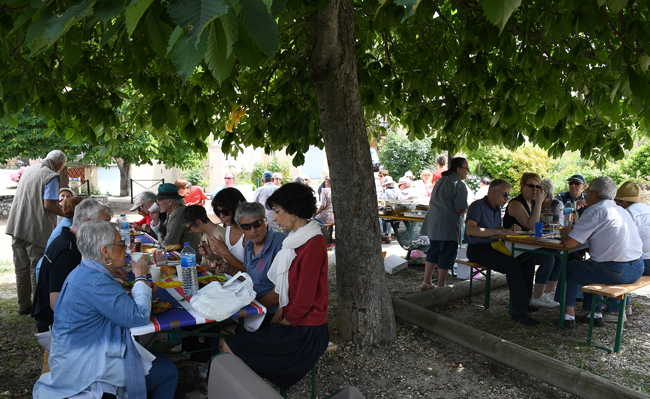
[198,274,227,284]
[152,301,172,313]
[155,281,182,289]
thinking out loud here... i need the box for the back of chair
[208,353,284,399]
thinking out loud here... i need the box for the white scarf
[268,220,322,308]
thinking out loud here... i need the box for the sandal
[419,282,434,291]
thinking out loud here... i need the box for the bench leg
[614,294,627,353]
[587,294,597,347]
[468,268,474,306]
[485,270,491,310]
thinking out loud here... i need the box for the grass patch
[0,258,13,273]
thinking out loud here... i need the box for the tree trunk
[59,165,69,188]
[309,0,397,345]
[116,158,131,197]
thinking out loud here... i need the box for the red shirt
[134,215,153,227]
[430,167,446,185]
[283,235,328,326]
[184,186,207,205]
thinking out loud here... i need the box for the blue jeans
[644,258,650,276]
[565,258,644,313]
[380,219,392,237]
[146,350,179,399]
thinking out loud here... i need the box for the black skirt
[225,323,329,390]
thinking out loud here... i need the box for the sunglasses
[107,240,126,247]
[568,181,583,186]
[240,217,266,231]
[224,177,234,180]
[491,190,511,199]
[273,178,282,181]
[525,183,542,190]
[214,208,230,216]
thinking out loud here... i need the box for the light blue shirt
[33,260,152,398]
[43,177,59,201]
[35,218,73,282]
[569,199,643,263]
[244,227,286,314]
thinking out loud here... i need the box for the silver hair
[137,191,156,205]
[235,202,266,225]
[272,172,283,179]
[541,178,554,198]
[171,198,185,207]
[489,179,512,191]
[46,150,67,165]
[72,199,113,229]
[589,177,617,200]
[292,176,305,184]
[77,220,118,261]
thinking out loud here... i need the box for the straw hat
[615,181,643,203]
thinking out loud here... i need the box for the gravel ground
[0,197,648,398]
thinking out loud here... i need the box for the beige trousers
[12,236,45,311]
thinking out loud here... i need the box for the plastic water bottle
[180,242,198,296]
[118,214,130,245]
[563,201,573,227]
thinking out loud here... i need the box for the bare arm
[258,290,279,309]
[455,208,468,215]
[508,193,545,231]
[44,199,64,216]
[560,226,579,249]
[49,292,60,311]
[465,219,520,238]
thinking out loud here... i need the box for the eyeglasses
[460,166,470,171]
[224,177,234,180]
[240,217,266,231]
[491,190,511,199]
[525,184,542,190]
[568,181,583,186]
[214,208,230,216]
[273,178,282,181]
[107,240,126,247]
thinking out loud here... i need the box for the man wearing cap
[398,176,419,201]
[555,174,587,214]
[615,181,650,277]
[559,177,644,327]
[404,171,415,181]
[6,150,67,315]
[151,183,201,260]
[253,171,280,229]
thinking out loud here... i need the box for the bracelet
[134,277,148,283]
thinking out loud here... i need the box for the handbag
[190,271,257,322]
[491,240,512,256]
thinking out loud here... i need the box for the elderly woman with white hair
[33,221,178,399]
[539,178,563,225]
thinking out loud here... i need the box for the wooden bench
[581,275,650,353]
[454,259,493,309]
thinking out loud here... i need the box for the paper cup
[130,252,144,262]
[148,203,159,213]
[150,265,161,281]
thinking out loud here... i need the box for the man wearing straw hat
[615,181,650,277]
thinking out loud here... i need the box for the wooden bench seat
[454,259,493,309]
[580,275,650,353]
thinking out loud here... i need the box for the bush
[237,164,252,185]
[378,131,438,178]
[250,156,292,187]
[549,153,626,193]
[620,140,650,187]
[182,166,208,188]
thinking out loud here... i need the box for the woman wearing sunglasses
[202,188,248,273]
[220,183,328,391]
[503,172,558,309]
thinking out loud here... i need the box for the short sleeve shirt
[43,176,60,201]
[421,174,468,244]
[569,199,643,262]
[244,227,286,314]
[464,197,501,245]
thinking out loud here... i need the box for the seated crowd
[33,178,331,398]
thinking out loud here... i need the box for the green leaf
[270,0,287,15]
[627,66,649,99]
[146,13,167,57]
[606,0,627,13]
[220,9,239,58]
[239,0,279,58]
[43,2,92,46]
[150,99,168,129]
[535,105,545,126]
[100,17,124,48]
[233,24,263,68]
[206,21,235,84]
[395,0,419,23]
[167,26,184,55]
[481,0,521,34]
[172,34,208,83]
[63,27,83,68]
[26,8,51,49]
[125,0,154,37]
[94,0,127,24]
[640,55,650,74]
[167,0,229,47]
[10,7,37,34]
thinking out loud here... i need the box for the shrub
[251,156,292,187]
[182,166,208,188]
[378,131,439,178]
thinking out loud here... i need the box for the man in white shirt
[614,180,650,277]
[560,177,645,328]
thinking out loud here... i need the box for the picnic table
[129,233,266,345]
[492,233,571,328]
[379,214,430,259]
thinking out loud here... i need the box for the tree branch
[601,5,642,55]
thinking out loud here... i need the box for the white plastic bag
[35,329,52,353]
[190,271,257,321]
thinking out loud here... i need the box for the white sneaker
[530,294,560,308]
[170,343,183,354]
[198,361,209,379]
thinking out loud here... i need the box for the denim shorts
[426,240,459,270]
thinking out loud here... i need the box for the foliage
[237,164,252,185]
[621,141,650,186]
[250,156,292,187]
[377,131,438,178]
[9,166,26,183]
[549,152,625,193]
[181,166,208,188]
